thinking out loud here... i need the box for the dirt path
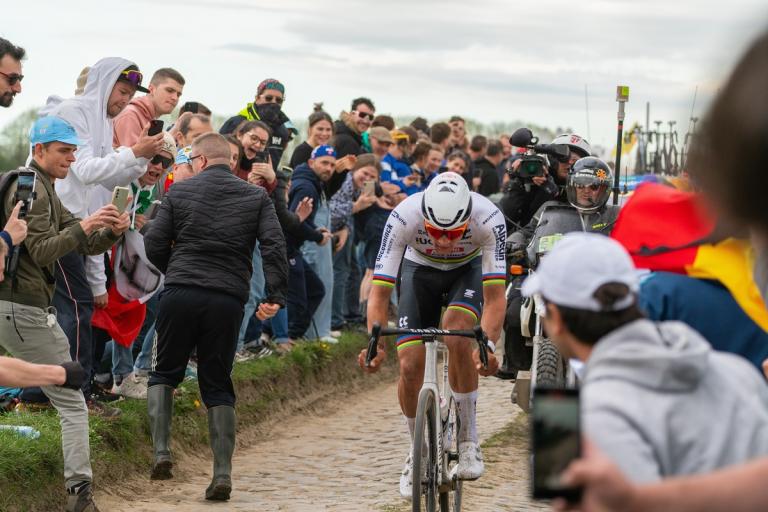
[99,374,544,511]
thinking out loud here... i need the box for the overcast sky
[1,0,767,150]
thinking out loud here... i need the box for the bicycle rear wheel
[413,389,440,512]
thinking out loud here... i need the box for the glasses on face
[119,69,144,88]
[0,70,23,86]
[263,94,284,105]
[244,132,268,147]
[189,154,204,163]
[424,220,468,241]
[355,111,374,121]
[151,154,173,168]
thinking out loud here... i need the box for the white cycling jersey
[372,192,507,289]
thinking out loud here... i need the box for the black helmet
[567,157,612,213]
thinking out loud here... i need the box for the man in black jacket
[144,133,287,502]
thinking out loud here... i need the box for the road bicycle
[365,323,490,512]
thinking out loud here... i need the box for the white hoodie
[41,57,148,220]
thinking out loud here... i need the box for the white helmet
[551,133,592,158]
[421,172,472,229]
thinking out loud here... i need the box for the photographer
[499,132,592,231]
[0,116,130,512]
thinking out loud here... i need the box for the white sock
[454,390,478,444]
[406,416,415,440]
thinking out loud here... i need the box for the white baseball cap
[521,232,639,312]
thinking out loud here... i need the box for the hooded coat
[327,112,365,198]
[41,57,148,220]
[583,319,768,483]
[286,163,324,255]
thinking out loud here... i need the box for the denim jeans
[111,341,134,378]
[238,242,266,350]
[332,225,353,328]
[301,201,333,338]
[270,307,290,343]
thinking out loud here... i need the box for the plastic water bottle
[0,425,40,439]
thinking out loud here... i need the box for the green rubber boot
[147,384,174,480]
[205,405,236,501]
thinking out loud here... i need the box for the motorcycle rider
[498,133,592,232]
[500,156,619,379]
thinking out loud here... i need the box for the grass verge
[0,332,387,511]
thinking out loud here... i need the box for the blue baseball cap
[29,116,81,146]
[175,145,192,165]
[311,144,336,160]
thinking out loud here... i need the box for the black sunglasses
[151,154,174,167]
[189,154,204,162]
[0,71,23,86]
[356,111,374,121]
[263,94,284,105]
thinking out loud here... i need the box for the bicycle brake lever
[365,323,381,367]
[472,325,489,369]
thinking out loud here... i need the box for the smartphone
[14,170,37,219]
[252,151,269,164]
[145,200,162,220]
[362,179,375,196]
[111,186,131,214]
[531,387,583,503]
[148,119,164,136]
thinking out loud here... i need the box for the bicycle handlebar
[365,322,489,369]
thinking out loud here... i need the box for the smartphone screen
[15,171,36,218]
[148,119,164,136]
[363,180,375,195]
[531,388,582,502]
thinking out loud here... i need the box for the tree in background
[0,107,37,171]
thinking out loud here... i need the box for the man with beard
[0,38,24,108]
[219,78,296,171]
[327,97,376,197]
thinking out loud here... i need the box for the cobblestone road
[99,370,545,511]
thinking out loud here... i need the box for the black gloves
[60,361,86,390]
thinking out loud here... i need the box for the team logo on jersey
[464,289,476,299]
[399,316,409,328]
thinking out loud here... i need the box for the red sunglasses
[424,220,468,241]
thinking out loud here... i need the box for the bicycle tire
[440,397,462,511]
[535,338,564,388]
[413,389,439,512]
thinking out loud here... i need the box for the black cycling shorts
[395,257,483,351]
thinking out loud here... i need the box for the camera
[509,128,571,179]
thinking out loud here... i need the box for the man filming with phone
[0,116,131,512]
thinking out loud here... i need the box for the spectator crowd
[2,20,768,512]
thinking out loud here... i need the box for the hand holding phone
[532,388,583,504]
[148,119,164,136]
[111,186,131,214]
[362,179,376,196]
[14,170,37,219]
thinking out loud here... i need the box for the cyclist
[358,172,505,498]
[502,156,619,379]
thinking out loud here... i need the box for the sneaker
[234,350,255,363]
[330,330,342,338]
[451,442,484,480]
[86,398,122,420]
[255,345,274,358]
[399,452,414,499]
[242,339,262,351]
[318,336,338,344]
[91,387,122,403]
[275,341,294,354]
[66,483,100,512]
[112,374,148,400]
[260,333,272,344]
[133,372,149,386]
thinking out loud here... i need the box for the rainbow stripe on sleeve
[482,273,506,286]
[446,301,480,322]
[372,273,397,288]
[396,335,422,351]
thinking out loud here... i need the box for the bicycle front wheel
[413,389,440,512]
[440,396,463,511]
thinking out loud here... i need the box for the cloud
[216,43,347,63]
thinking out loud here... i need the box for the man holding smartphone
[0,116,131,512]
[522,233,768,486]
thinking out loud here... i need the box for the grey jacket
[583,319,768,483]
